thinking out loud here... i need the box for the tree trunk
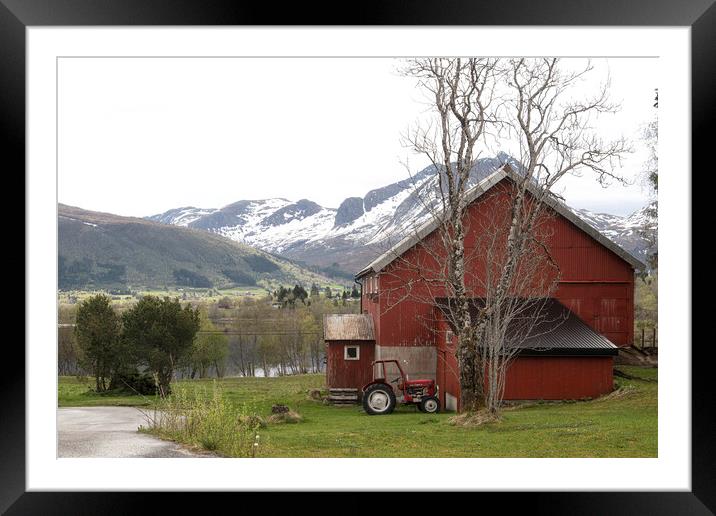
[448,213,487,412]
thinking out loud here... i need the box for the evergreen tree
[74,294,122,392]
[122,296,200,396]
[293,284,308,304]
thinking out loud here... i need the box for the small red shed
[324,314,376,401]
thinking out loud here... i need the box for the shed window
[446,330,454,345]
[344,345,360,360]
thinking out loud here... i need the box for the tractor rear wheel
[363,383,396,415]
[420,396,440,414]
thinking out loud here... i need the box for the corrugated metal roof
[355,164,645,279]
[323,314,375,341]
[436,298,618,355]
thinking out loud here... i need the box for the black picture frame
[5,1,711,513]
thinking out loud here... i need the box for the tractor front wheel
[363,383,396,415]
[420,396,440,414]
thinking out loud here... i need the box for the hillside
[149,153,657,274]
[58,204,338,290]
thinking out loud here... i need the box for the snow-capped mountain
[148,154,657,274]
[148,206,218,227]
[572,206,657,263]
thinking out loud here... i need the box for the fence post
[641,327,645,348]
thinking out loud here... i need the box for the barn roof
[355,164,646,279]
[435,298,619,355]
[323,314,375,341]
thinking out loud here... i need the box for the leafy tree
[188,311,229,378]
[74,294,122,392]
[324,286,332,299]
[122,296,200,396]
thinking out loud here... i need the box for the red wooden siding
[362,273,381,340]
[325,340,375,389]
[371,178,635,349]
[556,281,634,346]
[502,356,614,400]
[377,297,436,347]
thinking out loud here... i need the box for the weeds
[593,385,637,402]
[448,410,501,427]
[139,380,261,457]
[266,410,303,424]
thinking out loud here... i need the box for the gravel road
[58,406,214,458]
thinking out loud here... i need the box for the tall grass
[140,380,261,457]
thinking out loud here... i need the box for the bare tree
[638,88,658,271]
[386,58,629,414]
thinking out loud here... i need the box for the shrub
[109,371,158,395]
[217,296,233,309]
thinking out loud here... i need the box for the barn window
[344,345,360,360]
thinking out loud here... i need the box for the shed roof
[323,314,375,341]
[436,298,619,356]
[355,164,645,279]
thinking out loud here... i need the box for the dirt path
[58,406,213,458]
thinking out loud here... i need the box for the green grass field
[58,366,657,458]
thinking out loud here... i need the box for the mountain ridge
[146,155,657,274]
[58,203,341,290]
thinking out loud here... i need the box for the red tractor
[361,359,440,415]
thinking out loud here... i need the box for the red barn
[324,164,644,410]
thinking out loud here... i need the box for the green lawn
[58,366,657,458]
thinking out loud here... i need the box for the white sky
[58,57,657,217]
